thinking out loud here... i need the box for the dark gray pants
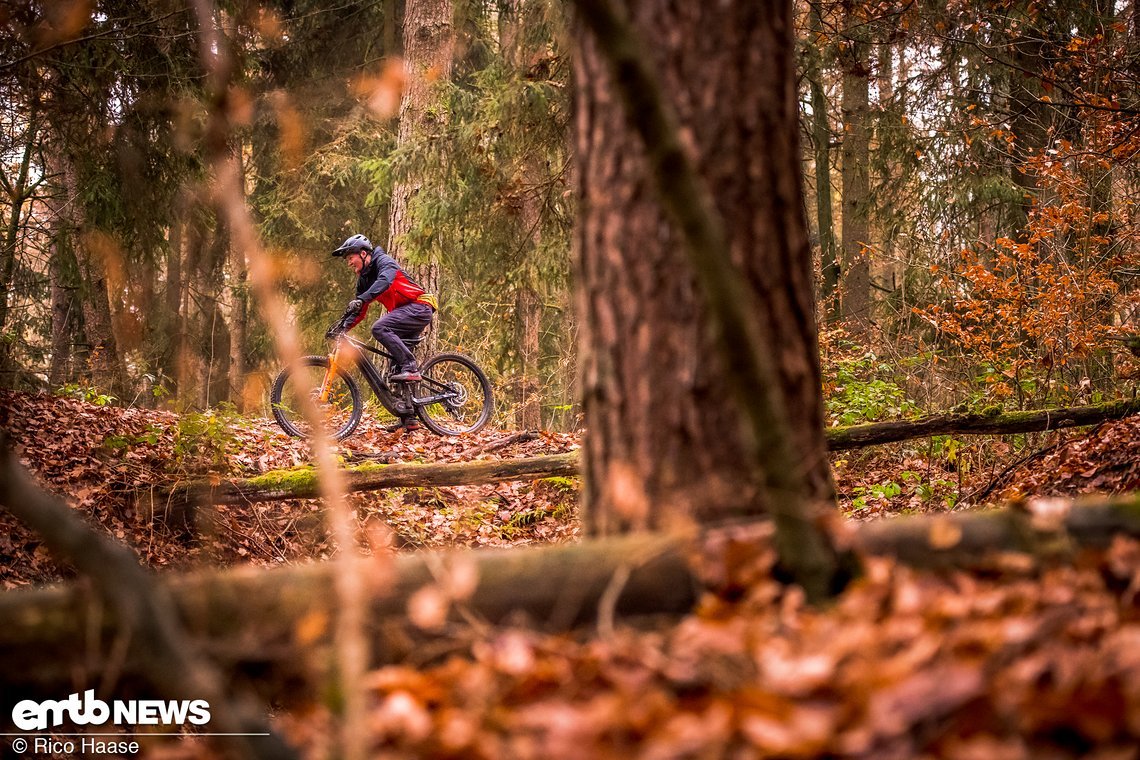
[371,301,434,370]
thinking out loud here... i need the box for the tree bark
[76,233,126,396]
[43,152,89,389]
[48,229,83,388]
[161,213,186,398]
[515,282,543,429]
[228,152,250,410]
[840,5,872,333]
[0,110,37,345]
[807,5,839,318]
[501,0,547,432]
[388,0,454,305]
[573,0,837,539]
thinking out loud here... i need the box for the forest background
[6,1,1140,757]
[5,0,1139,440]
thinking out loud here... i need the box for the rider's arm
[357,255,400,304]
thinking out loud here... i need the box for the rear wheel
[415,353,493,436]
[270,356,363,441]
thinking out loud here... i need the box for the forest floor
[5,389,1140,757]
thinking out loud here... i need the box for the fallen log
[826,397,1140,451]
[155,399,1140,511]
[0,531,696,700]
[7,494,1140,699]
[153,451,580,516]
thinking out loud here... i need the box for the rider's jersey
[348,247,435,326]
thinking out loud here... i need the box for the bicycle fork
[319,343,342,403]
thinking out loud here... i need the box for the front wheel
[270,356,363,441]
[415,353,494,436]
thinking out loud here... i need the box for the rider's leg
[371,303,433,378]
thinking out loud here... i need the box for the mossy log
[155,452,581,516]
[9,495,1140,698]
[0,532,696,700]
[826,398,1140,451]
[156,400,1140,513]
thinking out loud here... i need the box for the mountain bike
[270,321,494,440]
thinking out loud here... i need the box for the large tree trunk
[388,0,454,302]
[574,1,836,536]
[839,6,872,335]
[12,489,1140,700]
[0,531,696,701]
[76,237,124,394]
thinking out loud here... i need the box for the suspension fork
[319,340,342,403]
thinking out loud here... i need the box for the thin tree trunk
[840,7,872,334]
[162,214,185,400]
[0,112,37,346]
[228,152,250,410]
[48,229,82,388]
[807,6,839,317]
[515,282,543,429]
[501,0,546,430]
[163,399,1140,512]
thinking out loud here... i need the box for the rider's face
[347,251,368,274]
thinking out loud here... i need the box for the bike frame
[323,334,458,419]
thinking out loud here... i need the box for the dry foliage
[7,390,1140,757]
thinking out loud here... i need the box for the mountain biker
[330,233,437,431]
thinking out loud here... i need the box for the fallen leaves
[10,391,1140,757]
[0,389,580,585]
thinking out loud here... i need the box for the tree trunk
[574,0,837,541]
[807,5,839,318]
[162,214,185,399]
[48,228,83,388]
[501,0,548,431]
[0,112,37,350]
[388,0,454,304]
[840,7,872,334]
[515,282,543,429]
[228,153,250,410]
[0,531,695,701]
[75,236,125,397]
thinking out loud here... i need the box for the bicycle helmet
[332,233,373,257]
